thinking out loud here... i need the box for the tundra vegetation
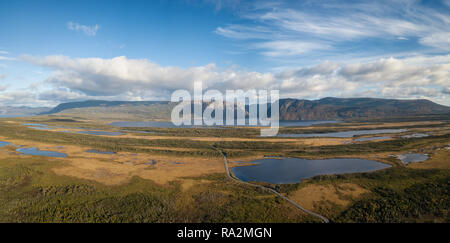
[0,115,449,223]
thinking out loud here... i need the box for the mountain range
[1,98,449,120]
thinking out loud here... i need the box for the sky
[0,0,449,107]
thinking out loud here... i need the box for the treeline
[336,177,449,222]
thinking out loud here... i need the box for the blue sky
[0,0,449,106]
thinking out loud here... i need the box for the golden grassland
[290,183,369,211]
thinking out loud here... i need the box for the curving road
[216,148,329,223]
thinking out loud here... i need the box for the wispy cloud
[0,56,15,61]
[253,41,331,56]
[419,32,450,50]
[0,74,8,92]
[215,0,450,57]
[67,21,100,36]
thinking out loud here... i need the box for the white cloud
[254,41,331,56]
[215,25,276,40]
[18,54,450,106]
[67,21,100,36]
[444,0,450,8]
[419,32,450,50]
[0,56,15,61]
[22,55,275,99]
[443,87,450,94]
[0,51,9,55]
[0,90,42,106]
[340,57,450,87]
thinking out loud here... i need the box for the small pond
[16,147,67,158]
[0,141,12,147]
[402,133,429,139]
[397,153,429,165]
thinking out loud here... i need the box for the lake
[278,129,407,138]
[24,123,48,127]
[354,136,391,142]
[0,141,12,147]
[231,157,391,184]
[109,120,340,128]
[397,153,428,164]
[402,133,429,139]
[16,147,67,158]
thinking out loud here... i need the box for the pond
[230,157,391,184]
[278,129,407,138]
[25,123,55,130]
[402,133,429,139]
[397,153,428,165]
[24,123,48,127]
[28,126,54,130]
[16,147,67,158]
[0,141,12,147]
[354,136,391,142]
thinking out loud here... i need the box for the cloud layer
[5,54,447,106]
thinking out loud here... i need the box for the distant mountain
[41,98,450,121]
[41,100,170,114]
[0,106,51,117]
[278,97,450,120]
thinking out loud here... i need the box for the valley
[0,102,449,222]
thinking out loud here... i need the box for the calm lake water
[402,133,429,139]
[354,136,391,142]
[109,120,339,128]
[24,123,48,127]
[0,141,12,147]
[25,123,54,130]
[28,126,54,130]
[397,153,428,164]
[231,157,391,184]
[16,147,67,158]
[278,129,407,138]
